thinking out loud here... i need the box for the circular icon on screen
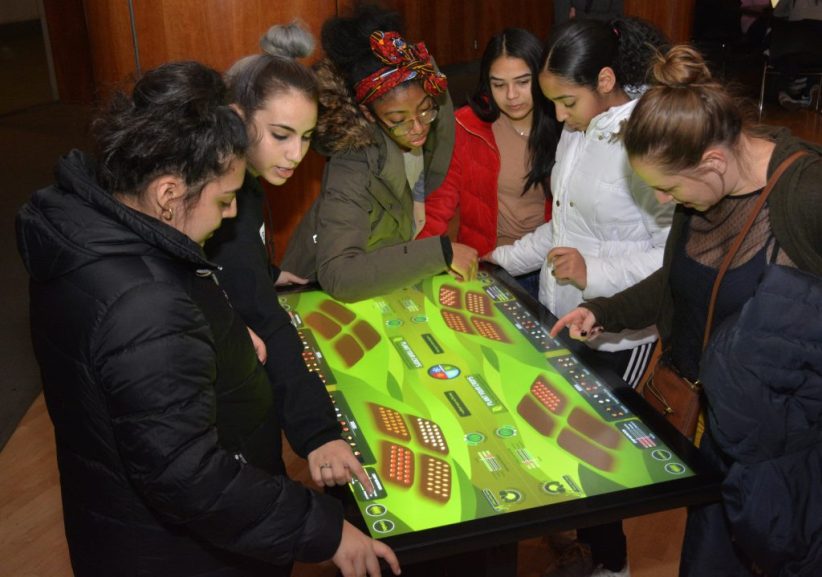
[428,364,461,380]
[495,425,517,438]
[651,449,672,462]
[411,314,428,323]
[365,504,387,517]
[465,432,486,446]
[371,519,395,534]
[499,489,523,504]
[542,481,566,495]
[664,463,687,475]
[386,319,404,328]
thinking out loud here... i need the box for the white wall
[0,0,40,25]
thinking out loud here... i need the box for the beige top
[404,147,426,237]
[492,117,546,246]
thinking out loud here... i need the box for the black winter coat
[15,151,343,577]
[205,172,340,462]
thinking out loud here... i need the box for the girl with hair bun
[281,4,479,302]
[553,45,822,576]
[205,21,400,577]
[488,17,673,577]
[208,20,319,286]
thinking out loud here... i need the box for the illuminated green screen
[279,271,693,539]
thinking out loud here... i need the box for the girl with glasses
[281,5,479,302]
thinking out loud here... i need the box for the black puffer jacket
[701,264,822,576]
[16,151,343,577]
[205,171,340,463]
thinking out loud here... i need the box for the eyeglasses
[379,104,440,137]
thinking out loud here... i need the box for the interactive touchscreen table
[279,267,719,563]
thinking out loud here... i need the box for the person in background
[281,4,478,302]
[205,21,369,496]
[419,28,560,299]
[16,60,399,577]
[740,0,772,50]
[769,0,822,109]
[551,44,822,577]
[487,17,673,577]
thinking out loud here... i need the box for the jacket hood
[587,97,637,136]
[16,149,213,283]
[312,59,378,155]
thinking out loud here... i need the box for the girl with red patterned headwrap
[282,5,478,302]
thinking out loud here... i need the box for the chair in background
[758,18,822,117]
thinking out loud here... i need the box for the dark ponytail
[543,16,668,91]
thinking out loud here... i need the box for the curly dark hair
[543,16,669,90]
[92,61,247,204]
[469,28,559,197]
[320,3,405,95]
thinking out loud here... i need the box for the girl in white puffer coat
[489,17,674,389]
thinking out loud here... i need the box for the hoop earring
[161,206,174,221]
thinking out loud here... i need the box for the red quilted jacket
[420,105,551,255]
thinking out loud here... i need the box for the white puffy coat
[492,99,673,352]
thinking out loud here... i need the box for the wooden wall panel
[267,150,325,263]
[82,0,138,95]
[42,0,94,103]
[624,0,696,44]
[415,0,478,66]
[418,0,554,66]
[131,0,335,72]
[80,0,337,96]
[475,0,554,48]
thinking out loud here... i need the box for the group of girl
[16,4,821,577]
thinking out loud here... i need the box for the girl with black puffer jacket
[16,60,399,577]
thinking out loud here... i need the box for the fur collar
[312,59,378,155]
